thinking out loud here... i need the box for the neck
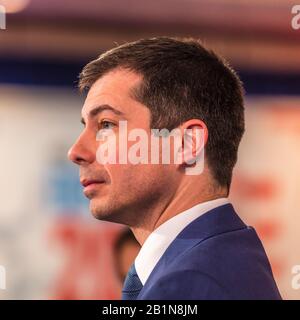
[130,177,227,246]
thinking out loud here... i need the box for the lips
[80,179,105,197]
[80,179,105,187]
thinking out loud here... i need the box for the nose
[68,132,96,165]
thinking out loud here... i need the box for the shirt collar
[134,197,230,285]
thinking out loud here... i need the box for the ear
[176,119,208,173]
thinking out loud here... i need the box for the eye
[98,120,116,130]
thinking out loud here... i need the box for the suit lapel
[138,203,246,296]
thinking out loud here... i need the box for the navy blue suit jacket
[137,203,282,300]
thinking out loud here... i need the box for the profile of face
[68,68,181,227]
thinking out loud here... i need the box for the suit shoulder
[162,227,282,299]
[176,226,266,268]
[139,269,230,300]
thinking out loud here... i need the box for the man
[68,37,282,299]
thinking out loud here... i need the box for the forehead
[81,68,144,118]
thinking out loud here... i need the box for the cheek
[106,163,168,191]
[105,163,136,188]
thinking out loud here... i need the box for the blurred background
[0,0,300,300]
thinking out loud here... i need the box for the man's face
[68,68,180,226]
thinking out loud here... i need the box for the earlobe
[183,127,204,163]
[175,120,208,175]
[181,122,207,163]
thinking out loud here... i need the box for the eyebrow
[81,104,125,125]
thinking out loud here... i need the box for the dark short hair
[79,37,245,190]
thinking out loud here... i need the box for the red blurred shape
[231,174,277,200]
[48,217,121,300]
[254,220,281,241]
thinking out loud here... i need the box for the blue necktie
[121,263,143,300]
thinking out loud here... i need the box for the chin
[90,198,136,226]
[89,200,107,219]
[89,198,119,223]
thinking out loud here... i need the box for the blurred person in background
[113,228,141,285]
[68,37,282,300]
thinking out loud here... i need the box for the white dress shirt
[134,197,230,285]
